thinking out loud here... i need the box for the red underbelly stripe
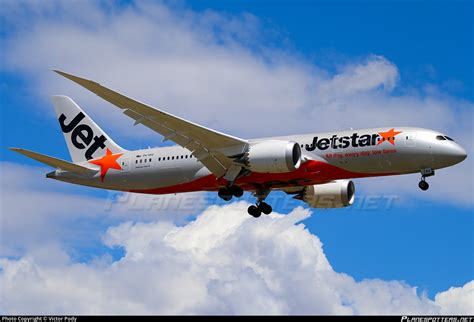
[129,160,397,195]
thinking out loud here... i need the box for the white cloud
[1,201,472,314]
[320,55,399,95]
[435,281,474,315]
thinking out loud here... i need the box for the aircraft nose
[447,144,467,164]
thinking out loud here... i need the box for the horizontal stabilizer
[9,148,97,174]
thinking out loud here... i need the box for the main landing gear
[218,185,244,201]
[247,202,272,218]
[247,189,272,218]
[418,168,434,191]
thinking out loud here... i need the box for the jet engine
[246,140,302,173]
[300,180,355,208]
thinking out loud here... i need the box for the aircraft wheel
[259,202,272,215]
[418,180,429,191]
[247,205,261,218]
[230,185,244,198]
[218,188,233,201]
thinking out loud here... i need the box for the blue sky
[0,0,472,314]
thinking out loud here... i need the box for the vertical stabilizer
[51,95,125,163]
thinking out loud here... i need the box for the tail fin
[51,95,125,163]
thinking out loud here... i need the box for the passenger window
[436,135,446,140]
[167,157,170,160]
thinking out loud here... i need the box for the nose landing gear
[418,168,434,191]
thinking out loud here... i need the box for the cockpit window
[436,135,446,140]
[444,136,455,141]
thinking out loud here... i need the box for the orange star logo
[88,148,123,182]
[377,128,402,145]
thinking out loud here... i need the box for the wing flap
[10,148,97,174]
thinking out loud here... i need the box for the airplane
[10,71,468,217]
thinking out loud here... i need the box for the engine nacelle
[302,180,355,208]
[247,140,302,173]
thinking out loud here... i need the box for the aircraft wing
[10,148,97,174]
[54,70,248,178]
